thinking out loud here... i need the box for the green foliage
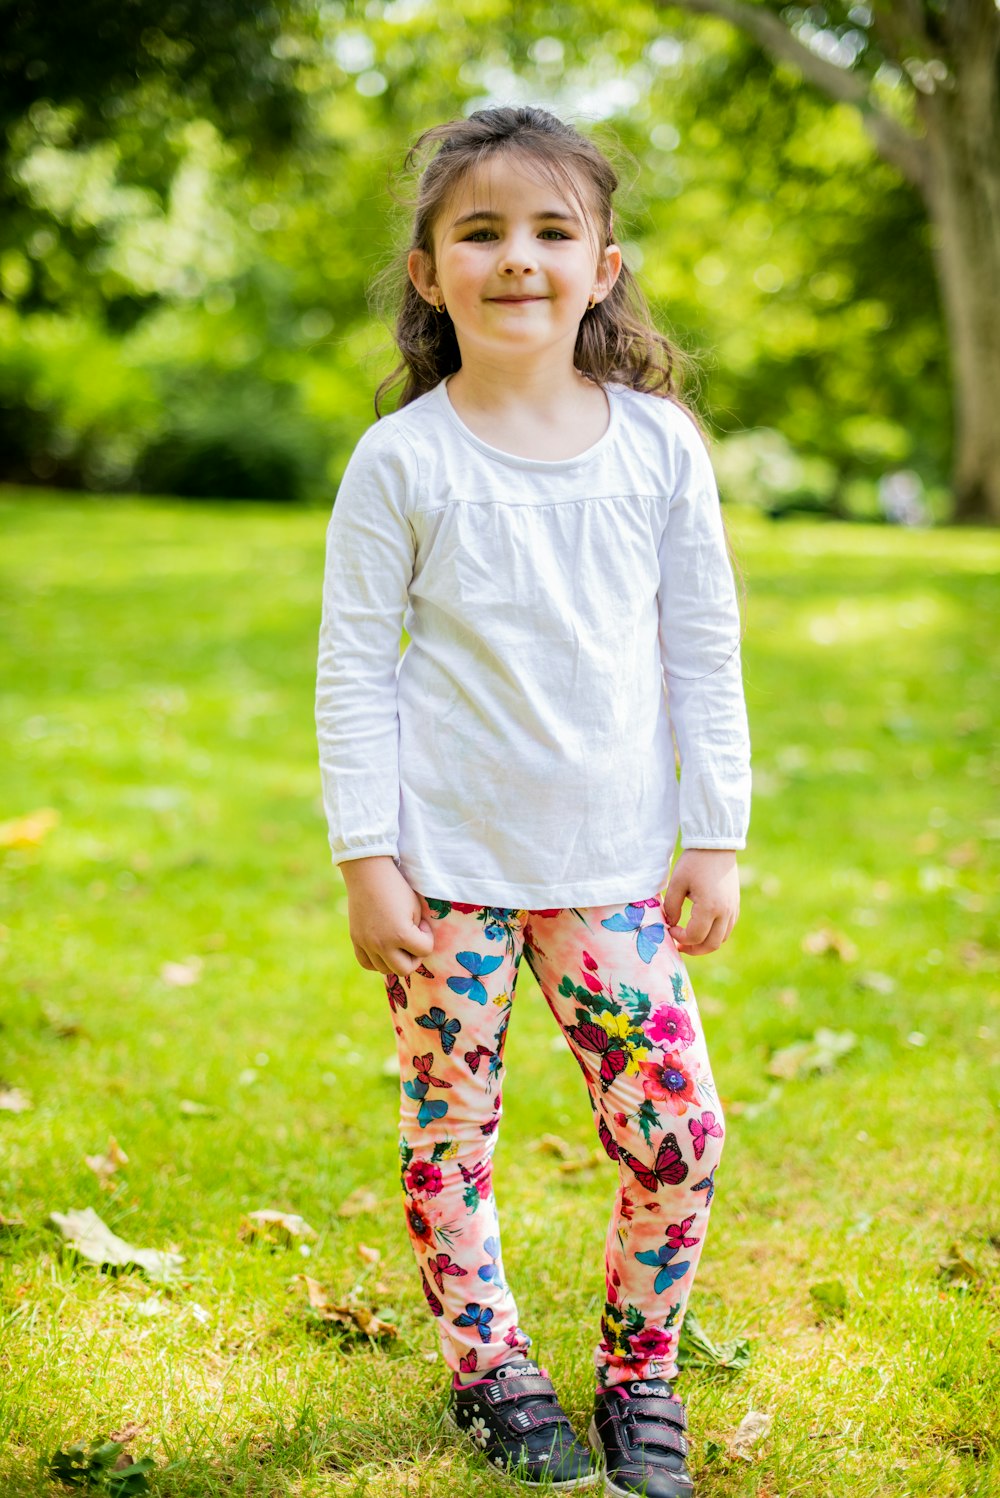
[0,4,953,510]
[48,1438,155,1494]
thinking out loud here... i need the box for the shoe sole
[586,1415,695,1497]
[444,1407,600,1489]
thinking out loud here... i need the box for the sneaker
[445,1358,599,1488]
[588,1379,694,1497]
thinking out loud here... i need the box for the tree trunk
[660,0,1000,522]
[918,31,1000,522]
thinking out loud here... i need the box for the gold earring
[432,299,445,315]
[587,294,597,310]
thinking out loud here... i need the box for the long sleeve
[657,411,751,850]
[315,425,416,865]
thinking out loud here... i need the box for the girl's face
[408,153,621,371]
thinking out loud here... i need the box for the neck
[446,353,592,415]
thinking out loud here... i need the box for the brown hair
[371,106,706,437]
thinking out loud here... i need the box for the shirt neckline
[432,375,622,471]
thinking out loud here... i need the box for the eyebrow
[450,208,583,230]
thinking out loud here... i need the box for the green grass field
[1,490,998,1497]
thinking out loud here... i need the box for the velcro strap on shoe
[628,1395,688,1430]
[633,1423,688,1457]
[484,1375,557,1406]
[502,1404,569,1433]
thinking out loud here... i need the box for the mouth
[489,296,546,303]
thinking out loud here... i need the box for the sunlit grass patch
[1,493,998,1496]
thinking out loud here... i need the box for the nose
[497,228,539,276]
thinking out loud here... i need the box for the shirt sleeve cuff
[680,835,747,851]
[331,842,399,866]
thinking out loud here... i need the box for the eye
[464,230,496,241]
[539,230,570,239]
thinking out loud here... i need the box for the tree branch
[655,0,929,189]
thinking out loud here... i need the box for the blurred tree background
[0,0,987,521]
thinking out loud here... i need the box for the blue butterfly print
[634,1241,691,1295]
[403,1077,450,1130]
[600,903,665,965]
[417,1006,462,1055]
[477,1235,502,1285]
[454,1301,494,1343]
[446,950,504,1006]
[691,1164,717,1205]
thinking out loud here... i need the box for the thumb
[661,874,689,929]
[408,916,435,956]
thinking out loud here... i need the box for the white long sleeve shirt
[315,376,751,908]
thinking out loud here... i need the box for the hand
[662,848,740,957]
[339,856,435,977]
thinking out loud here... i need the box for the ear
[408,248,440,307]
[593,243,623,303]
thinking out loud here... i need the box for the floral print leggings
[384,896,726,1390]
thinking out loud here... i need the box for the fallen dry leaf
[107,1422,146,1446]
[802,927,859,962]
[48,1207,183,1280]
[42,1003,84,1038]
[85,1136,129,1183]
[937,1242,983,1290]
[0,1085,33,1113]
[296,1274,397,1340]
[178,1098,216,1117]
[0,807,59,848]
[530,1134,576,1159]
[338,1186,380,1218]
[0,1212,26,1230]
[767,1028,857,1081]
[160,957,203,987]
[727,1409,772,1461]
[357,1243,381,1265]
[239,1210,318,1248]
[557,1149,604,1174]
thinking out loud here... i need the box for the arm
[656,411,752,956]
[315,428,433,976]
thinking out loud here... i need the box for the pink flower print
[406,1159,444,1196]
[630,1325,675,1361]
[605,1354,652,1380]
[619,1192,635,1226]
[614,1112,628,1127]
[637,1052,699,1115]
[646,1004,696,1051]
[583,951,599,972]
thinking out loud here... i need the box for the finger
[676,904,716,950]
[680,915,728,956]
[661,880,689,929]
[406,922,435,956]
[389,949,419,978]
[353,944,376,972]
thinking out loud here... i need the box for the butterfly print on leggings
[618,1133,689,1192]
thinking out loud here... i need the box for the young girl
[316,106,750,1497]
